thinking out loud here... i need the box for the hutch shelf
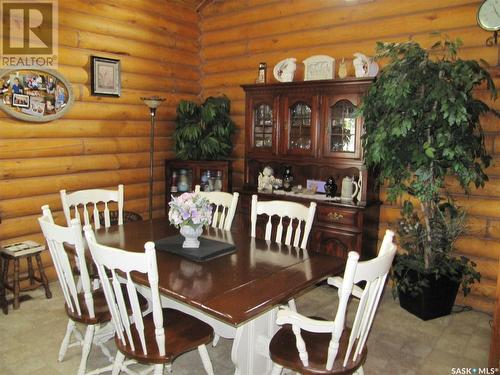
[239,78,380,259]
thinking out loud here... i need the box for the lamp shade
[141,96,165,109]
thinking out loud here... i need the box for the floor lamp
[141,96,165,220]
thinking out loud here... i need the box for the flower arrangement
[168,192,212,228]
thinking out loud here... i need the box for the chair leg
[111,351,125,375]
[153,364,164,375]
[27,256,35,285]
[13,258,20,309]
[212,334,220,347]
[78,324,95,375]
[59,319,76,361]
[287,298,297,312]
[270,363,283,375]
[197,344,214,375]
[35,253,52,298]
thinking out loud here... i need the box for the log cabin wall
[0,0,200,280]
[199,0,500,312]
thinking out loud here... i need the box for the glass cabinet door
[283,94,318,156]
[324,95,362,159]
[289,102,312,150]
[253,103,274,149]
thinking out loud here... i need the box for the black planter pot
[398,270,461,321]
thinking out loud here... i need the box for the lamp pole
[141,96,165,220]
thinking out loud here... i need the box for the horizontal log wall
[0,1,200,282]
[199,0,500,312]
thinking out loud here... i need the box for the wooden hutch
[239,78,380,259]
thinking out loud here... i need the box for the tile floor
[0,282,493,375]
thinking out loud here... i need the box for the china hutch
[239,78,380,259]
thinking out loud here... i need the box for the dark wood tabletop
[94,217,346,326]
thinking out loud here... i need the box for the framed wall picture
[91,56,121,97]
[0,68,74,122]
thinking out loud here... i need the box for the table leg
[231,307,278,375]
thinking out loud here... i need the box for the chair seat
[269,324,367,375]
[65,286,148,325]
[115,308,214,364]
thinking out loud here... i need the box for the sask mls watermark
[1,0,58,68]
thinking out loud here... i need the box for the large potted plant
[174,95,235,160]
[361,39,497,320]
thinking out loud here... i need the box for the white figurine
[353,53,379,78]
[258,166,275,192]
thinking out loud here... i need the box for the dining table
[94,216,346,375]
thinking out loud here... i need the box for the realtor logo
[1,0,58,68]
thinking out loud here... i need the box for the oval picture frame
[0,68,74,123]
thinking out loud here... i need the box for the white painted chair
[60,184,124,229]
[268,231,397,375]
[38,205,115,375]
[250,194,317,249]
[83,226,215,375]
[329,230,396,299]
[251,194,317,311]
[194,185,239,231]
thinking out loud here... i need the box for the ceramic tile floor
[0,282,493,375]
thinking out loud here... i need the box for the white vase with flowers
[168,192,212,248]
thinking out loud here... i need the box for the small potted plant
[168,192,212,248]
[361,38,497,319]
[174,95,235,160]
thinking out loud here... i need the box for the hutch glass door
[324,95,361,159]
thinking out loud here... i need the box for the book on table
[0,241,45,257]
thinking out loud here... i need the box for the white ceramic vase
[180,224,203,248]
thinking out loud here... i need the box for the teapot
[341,176,359,202]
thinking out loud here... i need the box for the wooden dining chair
[268,235,397,375]
[194,185,239,230]
[60,184,124,229]
[83,226,215,375]
[38,205,115,375]
[251,194,317,311]
[251,194,317,249]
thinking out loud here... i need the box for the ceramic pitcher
[341,176,359,201]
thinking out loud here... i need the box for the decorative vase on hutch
[180,225,203,248]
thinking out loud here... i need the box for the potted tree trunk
[361,38,497,320]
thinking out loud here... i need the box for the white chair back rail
[60,184,124,229]
[84,228,162,357]
[194,185,239,231]
[273,230,397,372]
[251,194,317,249]
[38,205,94,318]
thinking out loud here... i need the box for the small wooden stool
[0,241,52,310]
